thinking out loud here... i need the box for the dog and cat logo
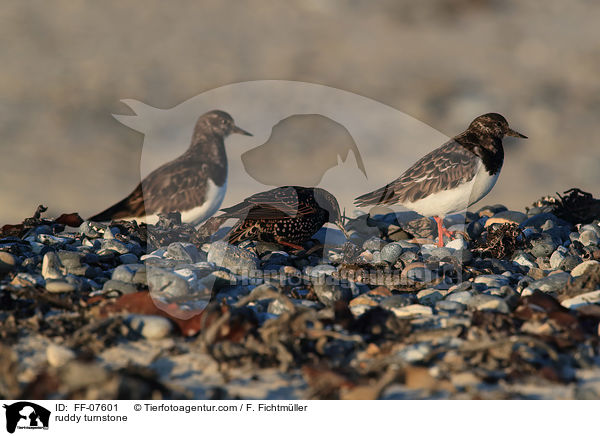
[2,402,50,433]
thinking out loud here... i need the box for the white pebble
[46,343,76,367]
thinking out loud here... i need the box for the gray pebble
[380,294,417,309]
[417,288,446,306]
[580,224,600,237]
[207,241,259,275]
[98,239,129,255]
[529,236,556,258]
[119,253,139,264]
[398,250,419,266]
[312,277,352,306]
[380,243,403,264]
[424,247,454,261]
[396,240,420,252]
[473,274,509,289]
[370,251,388,267]
[37,234,71,246]
[405,266,436,282]
[521,213,568,229]
[521,272,571,296]
[435,300,465,313]
[579,230,599,247]
[147,267,191,298]
[559,255,581,272]
[112,263,147,284]
[446,290,473,305]
[468,294,510,314]
[79,221,104,239]
[307,264,338,278]
[453,248,473,264]
[446,238,468,250]
[103,227,115,239]
[362,236,386,251]
[41,252,63,279]
[549,249,566,270]
[512,252,537,269]
[102,279,139,295]
[166,242,201,263]
[57,250,83,268]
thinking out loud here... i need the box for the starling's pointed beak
[232,125,253,136]
[506,128,527,139]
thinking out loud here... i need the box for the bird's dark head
[197,110,253,138]
[468,113,527,140]
[313,188,349,238]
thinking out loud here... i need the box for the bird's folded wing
[141,160,213,214]
[354,139,479,206]
[220,186,313,220]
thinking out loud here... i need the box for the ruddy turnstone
[354,113,527,247]
[216,186,348,250]
[89,110,252,225]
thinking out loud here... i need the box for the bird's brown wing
[354,140,479,206]
[220,186,315,220]
[89,156,219,221]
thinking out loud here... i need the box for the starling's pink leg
[275,238,304,251]
[433,216,455,247]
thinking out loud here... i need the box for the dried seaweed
[529,188,600,225]
[145,212,206,248]
[0,205,83,238]
[473,223,528,259]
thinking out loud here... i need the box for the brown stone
[485,217,517,227]
[349,295,378,307]
[0,251,17,275]
[368,286,392,297]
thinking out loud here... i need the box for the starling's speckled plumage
[218,186,347,249]
[89,110,252,225]
[355,113,527,246]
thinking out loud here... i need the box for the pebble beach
[1,189,600,400]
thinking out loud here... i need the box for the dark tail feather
[88,197,140,222]
[354,185,396,207]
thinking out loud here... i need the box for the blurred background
[1,0,599,224]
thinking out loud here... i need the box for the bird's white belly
[468,164,499,208]
[181,179,227,225]
[124,179,227,226]
[403,163,500,217]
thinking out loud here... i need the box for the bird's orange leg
[433,216,455,247]
[275,238,304,251]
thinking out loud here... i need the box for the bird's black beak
[506,128,527,139]
[232,125,253,136]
